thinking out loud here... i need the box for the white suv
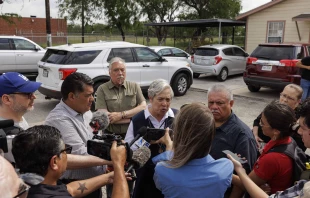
[0,36,45,78]
[36,41,193,103]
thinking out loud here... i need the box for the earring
[272,135,277,141]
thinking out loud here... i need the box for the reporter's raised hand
[110,141,126,167]
[227,154,245,174]
[155,128,173,151]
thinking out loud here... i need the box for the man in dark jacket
[11,125,128,198]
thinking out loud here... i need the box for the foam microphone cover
[131,146,151,169]
[0,119,14,129]
[91,111,110,131]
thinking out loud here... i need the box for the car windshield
[251,46,295,61]
[195,48,219,56]
[41,49,101,64]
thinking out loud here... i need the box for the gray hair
[109,57,126,71]
[148,79,174,99]
[207,84,233,101]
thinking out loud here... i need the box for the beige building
[236,0,310,53]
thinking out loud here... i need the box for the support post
[174,26,176,47]
[45,0,52,47]
[218,22,221,44]
[232,26,235,45]
[295,21,301,41]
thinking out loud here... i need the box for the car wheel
[172,73,188,96]
[247,85,261,92]
[91,82,104,111]
[193,73,200,78]
[217,68,228,82]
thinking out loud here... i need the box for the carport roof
[144,19,245,27]
[292,14,310,21]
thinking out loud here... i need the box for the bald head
[0,156,19,197]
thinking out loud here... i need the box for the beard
[11,102,33,114]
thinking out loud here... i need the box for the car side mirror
[34,46,41,51]
[245,53,249,57]
[159,56,167,62]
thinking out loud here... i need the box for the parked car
[191,44,248,81]
[149,46,191,64]
[0,36,45,78]
[36,41,193,109]
[243,43,310,92]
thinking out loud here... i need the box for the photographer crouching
[11,125,131,198]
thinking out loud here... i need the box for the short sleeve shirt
[95,80,145,134]
[254,137,293,194]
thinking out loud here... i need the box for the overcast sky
[0,0,270,23]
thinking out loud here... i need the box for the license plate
[262,66,272,71]
[43,69,48,77]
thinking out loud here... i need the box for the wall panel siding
[245,0,310,53]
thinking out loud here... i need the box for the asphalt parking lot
[25,74,279,128]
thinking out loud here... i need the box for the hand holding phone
[222,150,247,164]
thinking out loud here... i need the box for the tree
[137,0,182,45]
[179,0,241,44]
[181,0,241,19]
[57,0,104,42]
[102,0,138,41]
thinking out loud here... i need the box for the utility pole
[45,0,52,46]
[81,0,85,43]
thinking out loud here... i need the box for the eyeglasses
[280,92,296,101]
[59,144,72,155]
[259,119,272,128]
[13,179,30,198]
[12,92,34,99]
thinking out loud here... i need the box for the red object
[247,57,258,64]
[191,55,194,63]
[213,56,222,65]
[279,59,299,67]
[254,137,293,194]
[58,68,77,80]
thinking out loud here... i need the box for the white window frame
[267,21,285,43]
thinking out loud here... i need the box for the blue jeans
[301,78,310,101]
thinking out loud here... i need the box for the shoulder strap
[267,139,296,159]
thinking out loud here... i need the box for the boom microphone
[126,146,151,173]
[128,126,147,147]
[90,111,110,133]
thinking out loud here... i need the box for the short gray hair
[207,84,233,101]
[109,57,126,71]
[148,79,174,98]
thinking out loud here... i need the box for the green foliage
[102,0,138,40]
[180,0,241,19]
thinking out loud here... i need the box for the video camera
[87,133,132,161]
[0,120,20,152]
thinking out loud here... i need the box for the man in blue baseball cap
[0,72,41,163]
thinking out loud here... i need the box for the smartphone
[145,128,172,141]
[222,150,247,164]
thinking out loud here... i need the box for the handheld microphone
[126,146,151,173]
[128,126,147,147]
[90,111,110,133]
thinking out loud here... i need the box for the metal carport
[144,18,246,47]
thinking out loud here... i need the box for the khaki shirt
[95,80,145,135]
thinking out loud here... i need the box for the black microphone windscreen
[137,126,147,136]
[0,119,14,129]
[131,146,151,169]
[90,111,110,131]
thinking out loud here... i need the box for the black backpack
[267,138,307,184]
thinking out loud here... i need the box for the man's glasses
[280,92,296,101]
[59,144,72,155]
[12,92,34,99]
[13,179,30,198]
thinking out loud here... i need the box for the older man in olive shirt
[95,57,146,138]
